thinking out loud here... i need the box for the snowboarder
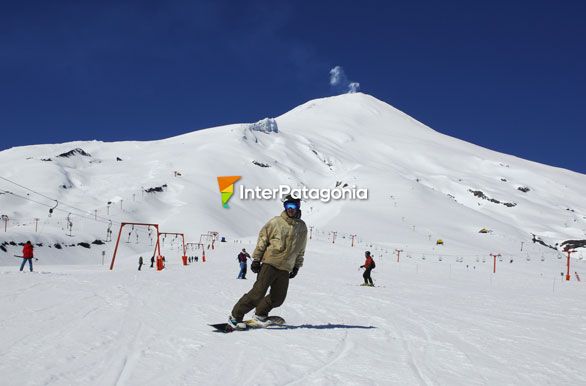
[237,248,251,279]
[20,241,34,272]
[228,194,308,329]
[138,256,143,271]
[360,251,375,286]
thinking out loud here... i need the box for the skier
[20,241,34,272]
[237,248,251,279]
[138,256,144,271]
[360,251,375,286]
[229,194,308,329]
[150,254,155,268]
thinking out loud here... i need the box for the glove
[360,265,364,268]
[251,260,261,274]
[289,267,299,279]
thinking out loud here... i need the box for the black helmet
[365,251,371,256]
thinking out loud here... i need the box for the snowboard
[210,316,286,333]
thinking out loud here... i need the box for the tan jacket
[252,211,308,273]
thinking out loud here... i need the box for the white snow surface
[1,93,586,385]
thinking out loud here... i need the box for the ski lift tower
[110,223,161,270]
[158,232,188,266]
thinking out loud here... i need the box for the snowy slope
[1,93,585,265]
[0,239,585,385]
[1,93,586,385]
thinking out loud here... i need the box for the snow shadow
[273,323,376,330]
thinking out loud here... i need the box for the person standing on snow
[360,251,375,286]
[20,241,34,272]
[229,194,308,329]
[138,256,144,271]
[237,248,251,279]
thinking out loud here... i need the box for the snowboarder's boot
[253,314,268,322]
[252,314,273,327]
[228,315,246,330]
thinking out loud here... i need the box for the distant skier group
[235,244,376,287]
[136,254,200,270]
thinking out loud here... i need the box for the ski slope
[1,237,585,385]
[1,92,586,385]
[1,93,585,258]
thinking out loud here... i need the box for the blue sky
[1,0,584,173]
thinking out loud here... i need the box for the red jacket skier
[360,251,375,286]
[362,255,374,269]
[20,241,34,272]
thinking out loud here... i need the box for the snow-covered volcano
[2,93,586,386]
[1,93,585,263]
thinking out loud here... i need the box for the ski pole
[14,255,38,261]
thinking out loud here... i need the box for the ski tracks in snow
[284,331,354,386]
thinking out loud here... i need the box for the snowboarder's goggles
[284,202,299,210]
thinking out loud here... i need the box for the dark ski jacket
[237,252,250,263]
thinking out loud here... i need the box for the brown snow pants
[231,263,290,320]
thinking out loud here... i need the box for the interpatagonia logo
[239,185,368,202]
[217,176,241,208]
